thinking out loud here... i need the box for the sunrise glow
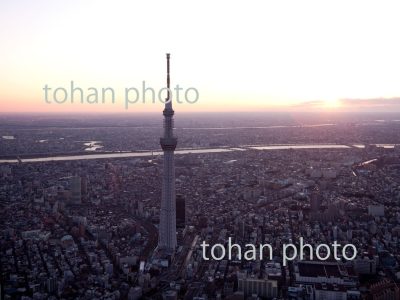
[1,0,400,112]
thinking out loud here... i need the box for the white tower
[158,53,177,251]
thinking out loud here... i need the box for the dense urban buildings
[2,0,400,298]
[1,113,400,299]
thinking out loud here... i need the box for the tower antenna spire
[165,53,172,110]
[167,53,170,89]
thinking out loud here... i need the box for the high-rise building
[81,175,88,198]
[46,277,58,294]
[158,53,177,251]
[176,194,185,228]
[368,205,385,217]
[237,272,278,299]
[70,176,81,204]
[310,188,321,212]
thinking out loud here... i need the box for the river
[0,144,397,164]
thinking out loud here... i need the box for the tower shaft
[158,53,177,251]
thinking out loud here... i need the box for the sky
[1,0,400,113]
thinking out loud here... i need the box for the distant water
[83,141,103,151]
[374,144,396,148]
[180,124,335,130]
[0,144,397,164]
[0,148,233,163]
[250,144,350,150]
